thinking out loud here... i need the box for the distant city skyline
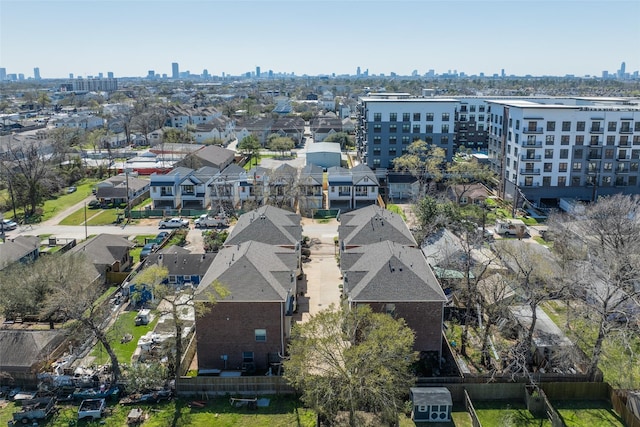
[1,0,639,79]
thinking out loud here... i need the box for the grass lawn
[90,310,159,365]
[553,400,625,427]
[12,396,316,427]
[34,178,99,223]
[473,401,552,427]
[60,206,119,226]
[387,204,407,221]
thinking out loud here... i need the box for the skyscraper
[255,66,261,78]
[33,67,41,80]
[107,71,114,79]
[172,62,179,79]
[0,68,7,81]
[619,61,626,78]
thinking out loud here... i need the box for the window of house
[413,113,420,121]
[243,352,254,362]
[389,113,397,122]
[547,121,556,131]
[562,121,571,131]
[403,113,410,122]
[373,113,381,122]
[442,113,450,121]
[255,329,266,342]
[577,121,586,131]
[608,121,617,131]
[561,135,570,145]
[426,113,434,121]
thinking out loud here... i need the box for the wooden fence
[176,375,296,398]
[463,389,482,427]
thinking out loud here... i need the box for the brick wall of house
[365,301,443,353]
[196,301,284,372]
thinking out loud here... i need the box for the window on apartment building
[571,176,581,186]
[373,124,381,133]
[524,177,533,186]
[630,176,638,186]
[402,124,410,132]
[634,136,640,145]
[633,150,640,159]
[547,121,556,131]
[515,120,520,130]
[479,105,485,112]
[621,136,629,145]
[389,124,397,133]
[620,122,630,132]
[442,113,450,121]
[634,122,640,132]
[546,135,555,145]
[423,124,432,133]
[255,329,267,342]
[605,148,614,159]
[631,162,639,171]
[470,115,475,122]
[402,136,410,144]
[619,149,628,160]
[389,136,397,144]
[423,136,432,144]
[389,113,397,121]
[608,121,617,132]
[478,124,485,132]
[577,121,586,131]
[442,124,449,133]
[389,148,396,156]
[374,113,381,122]
[605,135,615,145]
[574,148,583,158]
[426,113,434,121]
[545,149,554,159]
[460,115,467,122]
[403,113,410,122]
[560,149,569,159]
[590,136,600,145]
[413,113,421,121]
[413,125,421,133]
[557,176,567,186]
[559,163,568,172]
[441,136,449,144]
[243,352,254,362]
[373,158,381,167]
[561,135,570,145]
[544,163,553,172]
[542,177,551,186]
[562,121,571,131]
[373,147,381,155]
[470,105,476,112]
[576,135,584,145]
[591,121,601,132]
[604,162,613,171]
[509,118,513,127]
[602,176,612,186]
[572,162,582,171]
[373,136,381,144]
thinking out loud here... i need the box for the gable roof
[225,206,301,246]
[0,235,40,270]
[342,241,446,303]
[339,205,416,247]
[68,234,134,271]
[144,249,215,277]
[196,241,297,303]
[300,164,324,186]
[0,330,66,370]
[192,145,235,167]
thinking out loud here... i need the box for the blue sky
[1,0,639,79]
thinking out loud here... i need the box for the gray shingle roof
[0,330,65,370]
[225,206,301,247]
[300,164,324,186]
[342,241,446,303]
[68,234,134,273]
[144,250,215,277]
[339,205,416,247]
[196,240,297,303]
[0,236,40,269]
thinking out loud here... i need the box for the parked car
[87,200,102,209]
[194,214,229,228]
[156,231,170,241]
[140,243,158,261]
[1,219,18,230]
[67,186,77,193]
[159,218,189,229]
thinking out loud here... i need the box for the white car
[159,217,189,229]
[1,219,18,230]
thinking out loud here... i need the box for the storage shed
[410,387,452,423]
[306,142,341,169]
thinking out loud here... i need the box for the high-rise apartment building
[486,98,640,207]
[0,68,6,81]
[70,77,118,92]
[172,62,179,79]
[255,66,261,78]
[107,71,114,79]
[33,67,41,80]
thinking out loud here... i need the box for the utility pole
[125,168,131,224]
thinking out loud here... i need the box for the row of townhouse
[149,161,382,213]
[234,116,306,146]
[356,95,640,207]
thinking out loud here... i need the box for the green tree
[446,157,495,204]
[267,136,294,157]
[284,304,416,426]
[393,140,445,195]
[36,91,51,111]
[237,134,262,167]
[132,265,228,378]
[324,132,354,149]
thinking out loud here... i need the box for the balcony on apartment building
[520,168,541,175]
[523,140,543,147]
[590,126,604,134]
[523,127,544,134]
[520,154,542,162]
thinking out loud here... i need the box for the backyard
[472,401,552,427]
[552,400,626,427]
